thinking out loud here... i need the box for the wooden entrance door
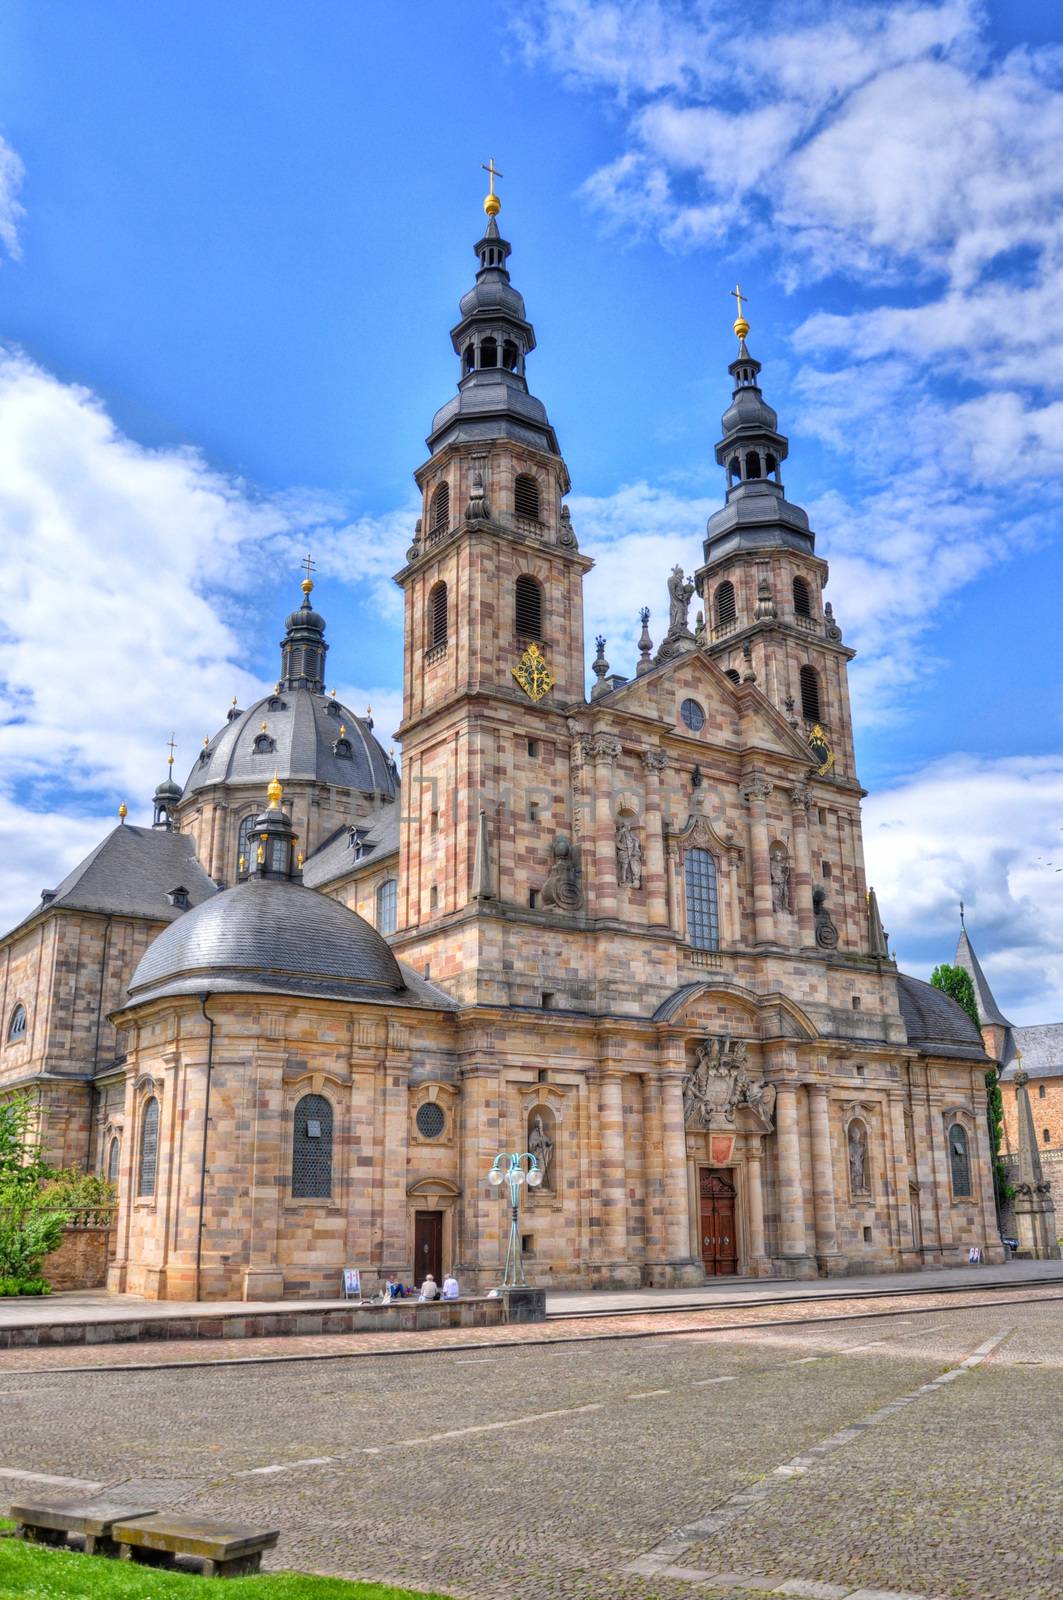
[699,1168,738,1276]
[414,1210,443,1287]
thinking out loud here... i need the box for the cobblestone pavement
[2,1298,1060,1600]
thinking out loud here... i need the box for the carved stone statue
[813,885,839,950]
[528,1112,554,1188]
[667,565,695,635]
[770,845,791,913]
[684,1035,770,1128]
[616,817,643,888]
[540,833,583,911]
[848,1120,868,1193]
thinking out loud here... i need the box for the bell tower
[392,169,592,983]
[694,291,858,786]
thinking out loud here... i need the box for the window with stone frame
[713,580,736,628]
[236,814,258,879]
[684,847,720,950]
[291,1093,334,1199]
[948,1121,972,1197]
[792,575,812,617]
[107,1136,121,1185]
[429,481,450,534]
[515,573,543,639]
[427,581,448,651]
[376,878,398,935]
[800,663,822,722]
[7,1003,27,1042]
[137,1097,159,1198]
[514,474,541,520]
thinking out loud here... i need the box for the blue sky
[0,0,1061,1020]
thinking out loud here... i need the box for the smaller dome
[896,974,986,1055]
[154,777,182,801]
[127,876,406,1005]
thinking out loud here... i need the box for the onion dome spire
[248,775,301,882]
[152,732,183,830]
[280,554,328,693]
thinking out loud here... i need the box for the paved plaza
[2,1281,1062,1599]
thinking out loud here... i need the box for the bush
[0,1093,72,1289]
[0,1276,51,1296]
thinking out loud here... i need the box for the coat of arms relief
[682,1035,777,1131]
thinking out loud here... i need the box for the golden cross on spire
[731,282,750,341]
[300,551,316,595]
[166,731,176,770]
[481,157,503,218]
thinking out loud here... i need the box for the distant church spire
[279,560,328,694]
[152,732,182,830]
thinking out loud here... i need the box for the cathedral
[0,184,1004,1300]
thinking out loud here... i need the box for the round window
[416,1102,446,1139]
[680,698,705,732]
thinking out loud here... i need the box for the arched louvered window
[948,1123,971,1197]
[480,337,498,368]
[376,878,398,935]
[291,1093,334,1199]
[793,576,812,617]
[725,668,741,684]
[428,582,448,650]
[7,1003,27,1041]
[800,664,821,722]
[236,815,258,879]
[514,474,541,520]
[714,580,736,627]
[107,1136,120,1185]
[429,482,450,534]
[745,451,761,479]
[685,847,719,951]
[137,1097,159,1198]
[515,574,543,638]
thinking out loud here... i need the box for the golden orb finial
[267,772,283,809]
[730,282,750,342]
[300,551,316,596]
[482,157,503,217]
[118,802,128,822]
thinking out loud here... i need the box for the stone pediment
[654,979,818,1043]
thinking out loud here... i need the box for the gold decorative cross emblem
[513,642,554,703]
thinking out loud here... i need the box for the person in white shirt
[418,1273,439,1301]
[441,1274,459,1299]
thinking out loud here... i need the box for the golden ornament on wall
[513,642,555,703]
[807,723,834,776]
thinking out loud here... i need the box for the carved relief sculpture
[540,833,583,911]
[813,885,839,949]
[683,1035,776,1129]
[769,844,791,912]
[616,817,643,888]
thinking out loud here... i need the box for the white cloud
[864,754,1063,1024]
[0,133,24,260]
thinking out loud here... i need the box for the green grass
[0,1531,452,1600]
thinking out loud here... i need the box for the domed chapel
[0,182,1002,1299]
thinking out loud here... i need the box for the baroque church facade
[0,188,1005,1299]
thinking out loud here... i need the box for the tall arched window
[514,474,540,520]
[948,1123,972,1197]
[291,1093,334,1199]
[714,580,736,628]
[428,581,448,650]
[684,847,719,951]
[515,573,543,638]
[800,664,821,722]
[480,337,498,368]
[745,450,761,479]
[107,1136,120,1185]
[236,814,258,879]
[429,482,450,534]
[137,1097,159,1199]
[376,878,398,935]
[7,1003,27,1041]
[793,576,812,617]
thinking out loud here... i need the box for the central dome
[127,876,405,1005]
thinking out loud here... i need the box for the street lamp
[487,1151,543,1288]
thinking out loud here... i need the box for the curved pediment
[653,979,818,1041]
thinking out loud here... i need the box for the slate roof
[953,927,1012,1027]
[1000,1023,1063,1080]
[5,825,218,938]
[182,688,396,801]
[123,875,454,1010]
[896,973,989,1060]
[302,802,400,890]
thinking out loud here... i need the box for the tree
[0,1094,71,1295]
[931,963,1012,1207]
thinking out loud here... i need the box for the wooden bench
[112,1512,280,1577]
[10,1497,160,1557]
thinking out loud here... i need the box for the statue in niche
[666,565,696,636]
[848,1120,869,1194]
[540,833,583,911]
[616,817,643,888]
[528,1111,555,1189]
[770,845,791,913]
[813,885,839,949]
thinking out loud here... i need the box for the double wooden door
[699,1168,738,1276]
[414,1209,443,1287]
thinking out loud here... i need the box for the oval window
[416,1102,446,1139]
[680,698,705,733]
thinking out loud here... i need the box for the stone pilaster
[597,1068,629,1269]
[742,777,775,945]
[592,737,622,919]
[771,1071,815,1275]
[744,1146,768,1273]
[641,1071,667,1274]
[788,784,815,946]
[807,1082,841,1272]
[886,1090,917,1263]
[641,750,669,927]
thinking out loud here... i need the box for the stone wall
[42,1221,115,1291]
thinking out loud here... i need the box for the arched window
[7,1003,27,1042]
[429,482,450,534]
[765,453,777,477]
[107,1136,120,1185]
[724,668,741,684]
[463,344,474,373]
[137,1097,159,1199]
[376,878,398,935]
[515,573,543,638]
[480,337,498,368]
[800,664,821,722]
[428,581,448,650]
[236,815,258,879]
[291,1093,334,1199]
[502,340,519,372]
[684,847,719,951]
[745,450,761,479]
[728,456,740,482]
[714,580,736,627]
[514,474,541,520]
[948,1122,971,1197]
[793,576,812,617]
